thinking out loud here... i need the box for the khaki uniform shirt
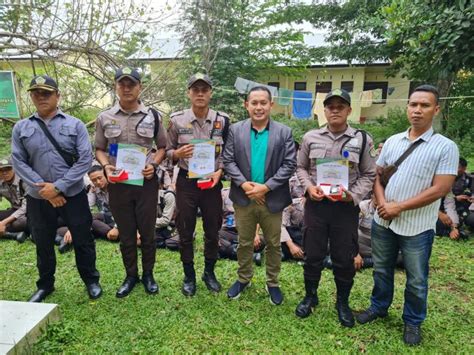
[166,108,228,171]
[94,101,167,165]
[0,175,27,219]
[280,197,304,242]
[297,125,376,205]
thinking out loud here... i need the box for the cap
[114,67,141,83]
[323,88,351,106]
[0,157,12,169]
[27,75,58,92]
[187,73,212,88]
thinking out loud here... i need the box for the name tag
[178,128,193,135]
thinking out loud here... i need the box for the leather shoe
[116,276,139,298]
[295,295,319,318]
[182,276,196,297]
[202,271,221,293]
[356,308,388,324]
[58,238,73,254]
[16,231,30,243]
[336,300,355,327]
[28,288,54,302]
[86,282,102,299]
[142,273,159,294]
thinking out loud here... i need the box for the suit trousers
[176,174,222,264]
[303,199,359,284]
[26,191,99,289]
[108,177,158,277]
[234,202,282,287]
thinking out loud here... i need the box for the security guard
[295,89,376,326]
[95,68,167,298]
[166,73,229,296]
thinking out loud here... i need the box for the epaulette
[170,110,184,118]
[216,111,230,119]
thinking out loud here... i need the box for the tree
[173,0,314,119]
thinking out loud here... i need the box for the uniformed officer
[0,156,29,242]
[95,68,167,298]
[11,75,101,302]
[295,89,376,326]
[166,73,229,296]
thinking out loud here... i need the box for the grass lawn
[1,217,473,353]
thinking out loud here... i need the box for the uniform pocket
[309,148,326,160]
[104,125,122,139]
[19,127,36,151]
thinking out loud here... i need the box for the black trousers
[108,178,158,277]
[27,191,99,290]
[0,208,29,233]
[303,199,359,283]
[176,173,222,264]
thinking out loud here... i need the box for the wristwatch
[54,186,62,195]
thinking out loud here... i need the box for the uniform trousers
[0,208,28,233]
[108,177,158,277]
[176,172,222,264]
[303,199,359,283]
[26,191,99,290]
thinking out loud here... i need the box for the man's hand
[288,243,304,260]
[245,183,269,205]
[107,227,119,241]
[36,182,59,200]
[241,182,255,192]
[136,232,141,247]
[104,165,116,184]
[438,211,452,226]
[142,164,155,180]
[173,144,194,160]
[253,235,262,250]
[456,195,470,202]
[449,227,460,240]
[377,202,403,220]
[209,169,223,188]
[63,230,73,244]
[48,195,67,208]
[307,185,325,201]
[354,254,364,270]
[0,222,6,235]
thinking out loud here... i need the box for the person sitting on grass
[0,156,30,243]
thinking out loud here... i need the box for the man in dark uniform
[11,75,101,302]
[295,89,376,326]
[166,73,229,296]
[95,68,167,298]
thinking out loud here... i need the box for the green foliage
[0,227,473,352]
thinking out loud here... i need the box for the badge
[123,67,132,74]
[35,76,46,84]
[214,121,222,129]
[369,146,377,158]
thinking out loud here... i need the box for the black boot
[202,259,221,293]
[3,232,19,240]
[182,262,196,297]
[335,279,355,327]
[295,278,319,318]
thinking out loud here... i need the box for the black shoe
[336,300,355,327]
[58,238,73,254]
[116,276,139,298]
[3,232,19,240]
[356,308,388,324]
[182,276,196,297]
[142,273,159,294]
[227,280,250,299]
[295,295,319,318]
[54,234,63,245]
[403,324,422,346]
[16,231,30,243]
[87,282,102,299]
[202,271,221,293]
[266,285,283,305]
[28,288,54,302]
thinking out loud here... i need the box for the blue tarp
[292,91,313,119]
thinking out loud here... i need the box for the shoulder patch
[369,145,377,158]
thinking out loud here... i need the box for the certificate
[116,143,147,186]
[316,158,349,194]
[188,139,216,179]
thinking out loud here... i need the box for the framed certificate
[115,143,147,186]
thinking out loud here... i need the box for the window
[363,81,388,103]
[341,81,354,93]
[294,82,307,91]
[267,82,280,90]
[315,81,332,94]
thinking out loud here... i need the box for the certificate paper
[316,158,349,193]
[188,139,216,179]
[116,143,147,186]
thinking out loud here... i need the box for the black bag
[379,139,424,188]
[32,117,79,167]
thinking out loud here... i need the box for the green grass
[1,222,473,353]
